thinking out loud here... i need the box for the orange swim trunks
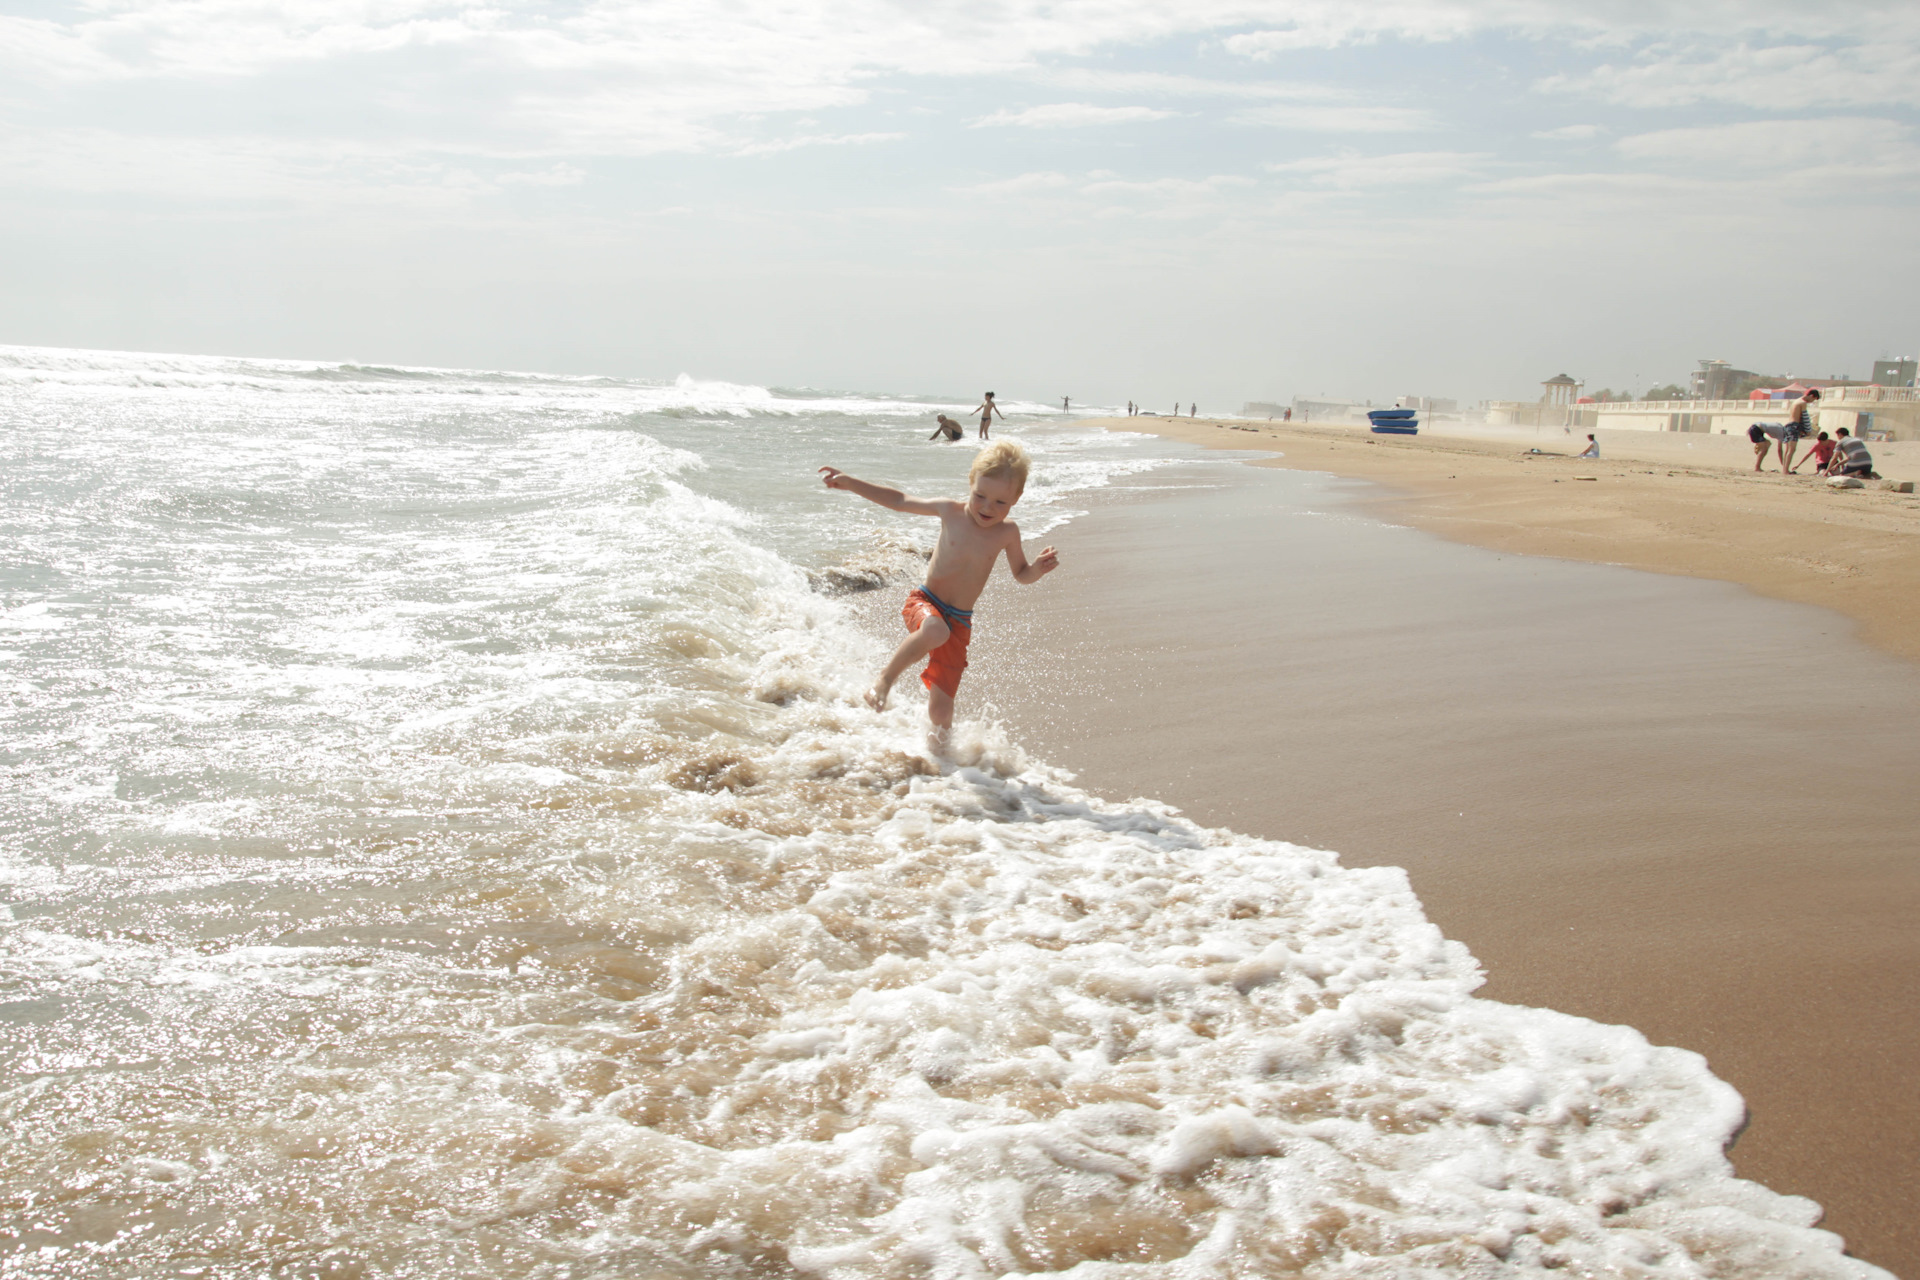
[902,587,972,697]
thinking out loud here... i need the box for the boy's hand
[1034,546,1059,575]
[818,466,849,489]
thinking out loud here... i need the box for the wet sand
[950,457,1920,1276]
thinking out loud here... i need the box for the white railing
[1821,385,1920,403]
[1585,399,1779,414]
[1588,388,1918,413]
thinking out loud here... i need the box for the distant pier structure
[1486,373,1584,428]
[1541,373,1580,407]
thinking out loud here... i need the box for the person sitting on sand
[965,392,1004,439]
[1829,428,1876,479]
[818,442,1058,749]
[929,414,964,442]
[1576,434,1599,459]
[1793,431,1835,475]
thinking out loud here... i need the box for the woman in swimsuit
[967,392,1004,439]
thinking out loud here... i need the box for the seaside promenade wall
[1491,389,1920,441]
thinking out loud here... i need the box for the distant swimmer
[929,414,964,442]
[966,392,1004,440]
[818,442,1059,752]
[1062,396,1070,412]
[1576,434,1599,458]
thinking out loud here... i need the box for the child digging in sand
[818,442,1058,747]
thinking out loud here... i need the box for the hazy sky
[3,1,1917,407]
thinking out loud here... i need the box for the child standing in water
[967,392,1004,439]
[818,442,1058,746]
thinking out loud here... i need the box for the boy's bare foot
[925,723,950,756]
[863,684,890,711]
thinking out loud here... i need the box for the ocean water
[0,346,1887,1279]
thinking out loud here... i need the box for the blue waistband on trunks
[918,584,973,628]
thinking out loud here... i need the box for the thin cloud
[1541,40,1920,111]
[949,171,1082,197]
[1533,123,1604,140]
[1615,117,1919,175]
[1030,68,1347,101]
[731,131,907,156]
[1231,103,1436,132]
[973,103,1175,129]
[1266,150,1492,187]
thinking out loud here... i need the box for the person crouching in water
[929,414,965,442]
[818,442,1058,748]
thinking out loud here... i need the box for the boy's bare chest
[933,519,1003,567]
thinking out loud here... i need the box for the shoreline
[950,445,1919,1276]
[1079,416,1920,665]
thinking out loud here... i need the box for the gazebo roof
[1542,373,1578,385]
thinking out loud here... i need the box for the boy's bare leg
[865,614,950,711]
[925,685,955,752]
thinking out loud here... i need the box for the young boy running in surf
[818,442,1058,746]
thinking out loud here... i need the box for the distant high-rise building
[1692,359,1760,400]
[1871,357,1916,387]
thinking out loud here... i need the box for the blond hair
[969,440,1030,490]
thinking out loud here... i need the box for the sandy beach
[1097,416,1920,663]
[946,426,1920,1276]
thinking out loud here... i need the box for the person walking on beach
[818,442,1058,750]
[967,392,1004,439]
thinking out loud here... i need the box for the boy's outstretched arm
[1005,534,1060,585]
[818,467,944,516]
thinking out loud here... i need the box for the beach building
[1873,357,1917,388]
[1290,396,1373,423]
[1692,360,1755,401]
[1486,374,1584,428]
